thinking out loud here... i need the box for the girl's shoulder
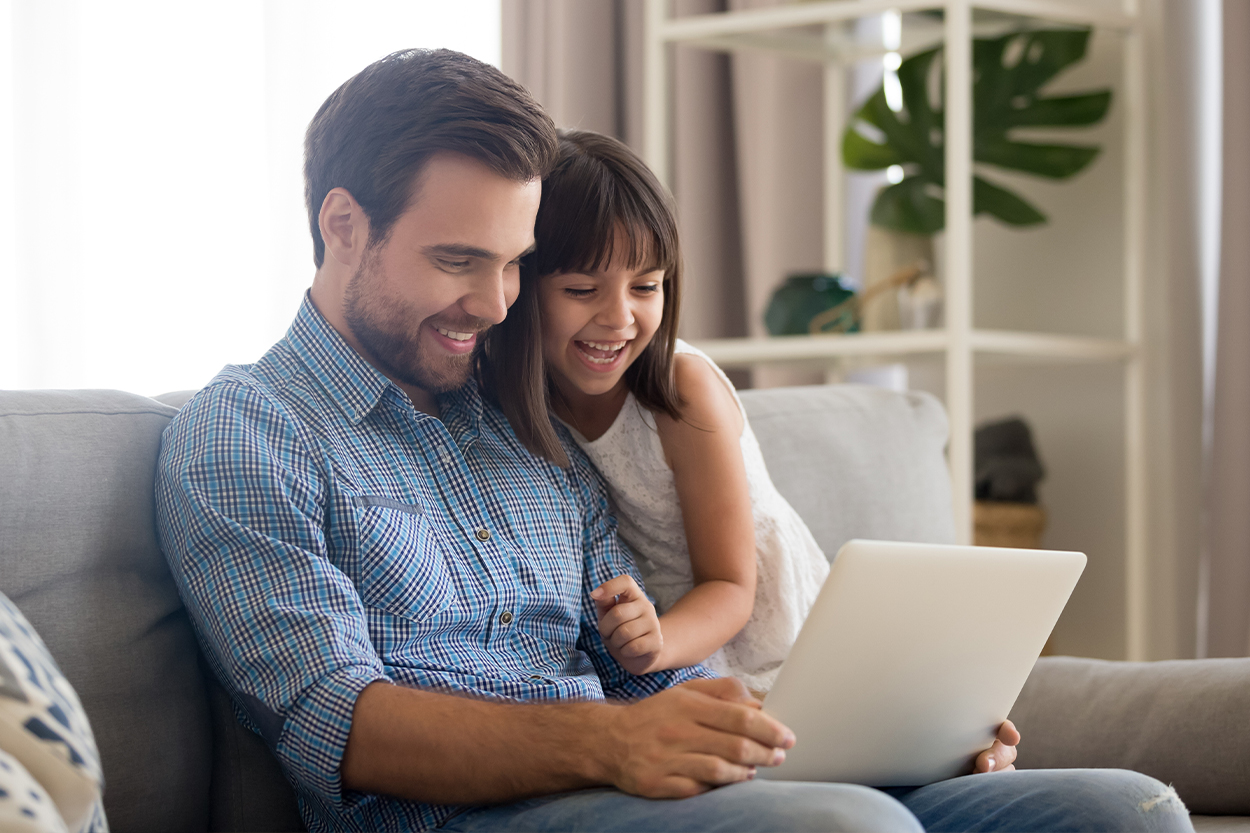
[660,343,744,438]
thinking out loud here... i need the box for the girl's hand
[591,575,664,675]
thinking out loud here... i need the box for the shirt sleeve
[562,439,716,700]
[154,378,389,809]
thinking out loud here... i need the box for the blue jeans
[441,770,1192,832]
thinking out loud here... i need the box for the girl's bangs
[535,150,679,279]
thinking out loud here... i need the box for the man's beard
[342,252,487,395]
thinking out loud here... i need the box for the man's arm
[156,381,390,808]
[341,676,794,802]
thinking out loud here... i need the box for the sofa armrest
[1008,656,1250,815]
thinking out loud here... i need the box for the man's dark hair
[304,48,558,266]
[477,129,684,467]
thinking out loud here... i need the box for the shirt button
[500,610,514,625]
[475,528,491,542]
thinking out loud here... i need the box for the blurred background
[1,0,1246,664]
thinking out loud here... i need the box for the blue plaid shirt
[155,295,712,832]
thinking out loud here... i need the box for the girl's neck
[552,379,631,442]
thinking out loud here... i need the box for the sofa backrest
[740,383,956,556]
[0,390,213,832]
[1,383,953,831]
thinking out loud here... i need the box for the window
[0,0,501,394]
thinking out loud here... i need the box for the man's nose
[463,268,512,325]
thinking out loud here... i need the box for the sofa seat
[2,386,1247,831]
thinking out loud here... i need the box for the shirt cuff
[276,663,392,807]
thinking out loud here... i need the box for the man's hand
[601,677,795,798]
[974,719,1021,773]
[591,575,663,675]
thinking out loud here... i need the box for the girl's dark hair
[477,129,684,466]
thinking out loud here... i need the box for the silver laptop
[759,539,1085,786]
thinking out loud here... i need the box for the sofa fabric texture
[1010,656,1250,815]
[2,386,1248,831]
[740,384,957,555]
[0,391,212,831]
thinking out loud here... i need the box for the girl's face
[538,232,665,404]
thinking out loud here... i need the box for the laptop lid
[759,539,1085,786]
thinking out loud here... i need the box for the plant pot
[764,273,859,336]
[862,226,936,331]
[973,501,1047,549]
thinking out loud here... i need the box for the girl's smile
[539,229,666,409]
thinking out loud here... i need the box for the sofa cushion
[0,591,104,832]
[0,390,212,832]
[0,746,69,833]
[1010,656,1250,816]
[741,384,956,556]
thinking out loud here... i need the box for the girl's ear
[319,187,370,268]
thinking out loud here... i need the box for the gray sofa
[1,385,1247,832]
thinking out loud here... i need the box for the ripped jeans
[890,768,1191,832]
[441,769,1193,832]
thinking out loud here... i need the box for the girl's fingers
[607,614,659,647]
[598,601,656,638]
[591,574,642,602]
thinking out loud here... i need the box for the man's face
[342,152,540,400]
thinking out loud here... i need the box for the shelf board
[660,0,1134,47]
[689,329,1135,368]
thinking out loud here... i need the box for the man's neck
[308,283,442,419]
[399,383,441,419]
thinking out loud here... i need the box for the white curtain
[0,0,501,396]
[1203,0,1250,657]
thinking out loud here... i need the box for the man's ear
[319,187,369,267]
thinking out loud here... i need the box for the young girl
[480,130,829,692]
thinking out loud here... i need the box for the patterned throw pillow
[0,747,69,833]
[0,592,107,833]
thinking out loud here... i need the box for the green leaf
[1005,92,1112,128]
[871,177,946,235]
[977,140,1101,178]
[847,25,1110,231]
[973,176,1047,225]
[843,124,905,170]
[976,29,1092,104]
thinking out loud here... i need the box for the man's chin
[394,354,475,396]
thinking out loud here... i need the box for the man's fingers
[687,689,794,752]
[679,676,763,708]
[997,719,1021,747]
[975,739,1017,773]
[676,752,758,787]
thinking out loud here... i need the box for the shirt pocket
[352,496,455,622]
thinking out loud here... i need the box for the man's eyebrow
[422,244,498,259]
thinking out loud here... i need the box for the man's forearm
[340,681,615,804]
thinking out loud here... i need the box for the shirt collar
[285,292,393,425]
[285,292,487,435]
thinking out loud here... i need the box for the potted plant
[842,27,1112,329]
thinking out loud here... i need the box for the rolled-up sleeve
[155,380,389,807]
[564,444,716,700]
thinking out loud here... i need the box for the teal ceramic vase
[764,272,859,336]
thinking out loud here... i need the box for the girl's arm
[648,352,757,670]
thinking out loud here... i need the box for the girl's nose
[597,291,635,331]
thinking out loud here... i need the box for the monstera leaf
[843,28,1112,235]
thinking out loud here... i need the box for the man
[156,49,1190,832]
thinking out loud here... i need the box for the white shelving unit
[642,0,1149,659]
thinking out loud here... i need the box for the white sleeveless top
[566,340,830,691]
